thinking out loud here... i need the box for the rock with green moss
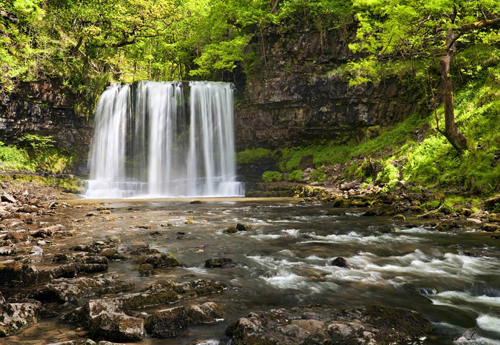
[226,305,432,345]
[145,302,224,338]
[223,227,237,234]
[100,249,126,261]
[138,264,155,276]
[135,253,181,268]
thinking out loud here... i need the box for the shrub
[262,171,282,182]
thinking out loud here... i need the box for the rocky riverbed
[1,181,499,344]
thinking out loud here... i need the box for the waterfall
[86,81,244,198]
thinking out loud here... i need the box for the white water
[86,81,244,198]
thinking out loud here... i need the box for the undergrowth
[0,135,77,173]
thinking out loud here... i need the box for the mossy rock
[136,253,182,268]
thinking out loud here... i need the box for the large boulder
[226,305,432,345]
[79,299,144,342]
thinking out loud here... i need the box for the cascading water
[86,81,244,198]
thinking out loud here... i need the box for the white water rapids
[86,81,244,198]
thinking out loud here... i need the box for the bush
[262,171,283,182]
[288,170,303,182]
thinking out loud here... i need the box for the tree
[349,0,500,151]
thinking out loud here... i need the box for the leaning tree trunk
[438,30,468,151]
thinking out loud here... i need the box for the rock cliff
[234,24,419,150]
[0,79,89,150]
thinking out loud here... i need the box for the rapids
[6,198,500,344]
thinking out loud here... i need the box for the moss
[237,148,277,165]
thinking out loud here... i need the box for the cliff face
[0,79,89,150]
[234,25,419,150]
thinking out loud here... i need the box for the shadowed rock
[226,305,432,345]
[145,302,223,338]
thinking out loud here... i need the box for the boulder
[330,257,350,268]
[145,302,223,338]
[205,258,235,268]
[485,195,500,210]
[136,253,181,268]
[0,292,42,336]
[80,299,144,342]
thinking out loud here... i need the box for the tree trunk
[438,30,468,151]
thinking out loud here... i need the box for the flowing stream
[8,199,500,345]
[86,81,244,198]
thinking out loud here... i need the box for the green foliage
[262,171,283,182]
[0,141,31,171]
[237,148,277,164]
[288,169,303,182]
[0,136,76,173]
[376,163,400,186]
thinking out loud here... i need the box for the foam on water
[477,315,500,336]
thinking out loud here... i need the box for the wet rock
[485,195,500,210]
[76,256,109,273]
[435,220,459,231]
[0,292,42,336]
[145,302,223,338]
[456,327,477,341]
[86,212,98,217]
[32,276,134,303]
[417,287,437,295]
[0,261,25,285]
[236,223,252,231]
[138,224,152,229]
[205,258,234,268]
[378,225,397,233]
[330,257,350,268]
[80,299,145,342]
[48,340,97,345]
[190,200,202,204]
[340,181,358,190]
[482,223,500,232]
[124,279,226,309]
[226,305,432,345]
[100,249,126,261]
[100,210,111,214]
[136,253,181,268]
[223,227,237,234]
[138,264,155,276]
[129,246,160,255]
[170,279,227,296]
